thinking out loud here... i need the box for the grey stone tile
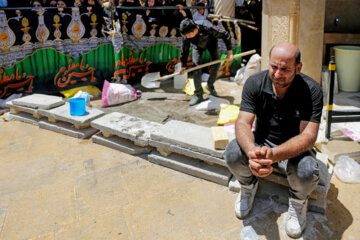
[92,132,153,155]
[39,120,98,139]
[151,120,234,159]
[149,139,227,167]
[148,151,232,186]
[11,94,64,110]
[91,112,161,146]
[38,103,104,125]
[8,113,39,126]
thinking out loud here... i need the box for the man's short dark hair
[179,18,197,35]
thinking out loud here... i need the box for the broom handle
[159,49,256,81]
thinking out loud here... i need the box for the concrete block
[230,161,333,201]
[39,119,98,139]
[272,152,329,186]
[91,112,161,146]
[315,139,360,163]
[149,139,227,167]
[151,120,235,159]
[38,103,104,126]
[228,177,327,214]
[148,151,232,186]
[6,101,38,115]
[91,132,152,155]
[7,113,39,126]
[210,126,229,150]
[10,94,64,110]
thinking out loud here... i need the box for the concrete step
[39,119,98,139]
[149,139,227,167]
[91,112,161,147]
[8,112,39,126]
[315,139,360,164]
[6,101,45,119]
[151,120,235,159]
[38,102,104,128]
[92,132,152,155]
[9,94,64,110]
[148,151,232,186]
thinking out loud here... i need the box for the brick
[210,126,229,150]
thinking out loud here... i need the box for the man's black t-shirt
[240,70,323,145]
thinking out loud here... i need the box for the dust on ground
[92,79,243,127]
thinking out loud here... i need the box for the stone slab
[148,151,232,186]
[38,102,104,125]
[91,112,162,146]
[315,139,360,163]
[228,177,326,214]
[6,101,38,115]
[11,94,64,110]
[91,132,153,155]
[8,113,39,126]
[149,139,227,167]
[151,120,235,159]
[39,119,98,139]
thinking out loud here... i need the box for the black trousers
[192,42,220,96]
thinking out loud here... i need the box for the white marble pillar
[261,0,326,83]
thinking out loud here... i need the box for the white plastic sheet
[334,155,360,183]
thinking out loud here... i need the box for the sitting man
[224,42,323,238]
[179,18,233,106]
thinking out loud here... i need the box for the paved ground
[1,80,360,239]
[0,120,359,240]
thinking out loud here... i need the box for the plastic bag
[183,79,207,96]
[217,105,240,125]
[334,155,360,183]
[0,93,22,109]
[101,80,141,107]
[60,85,102,99]
[195,95,230,111]
[73,90,93,107]
[183,78,196,96]
[234,54,261,85]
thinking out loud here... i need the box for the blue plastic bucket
[69,97,86,116]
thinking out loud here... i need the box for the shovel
[141,49,256,88]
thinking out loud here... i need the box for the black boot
[206,85,218,97]
[189,94,204,106]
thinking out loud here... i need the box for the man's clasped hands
[247,146,275,178]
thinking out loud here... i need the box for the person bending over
[179,18,233,106]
